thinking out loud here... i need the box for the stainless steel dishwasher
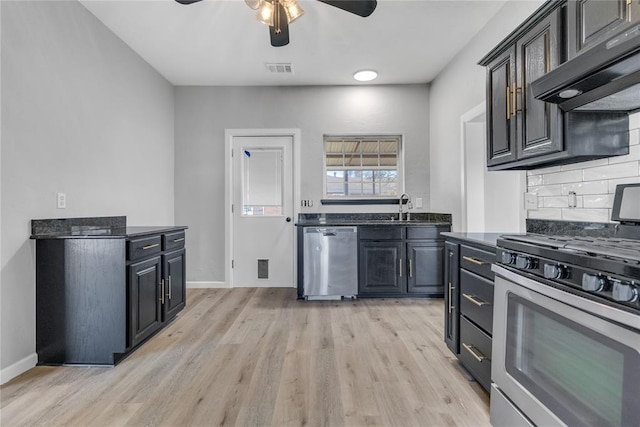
[303,226,358,299]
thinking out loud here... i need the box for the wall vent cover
[257,259,269,279]
[265,63,293,74]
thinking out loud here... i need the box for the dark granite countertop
[295,212,452,227]
[440,232,513,249]
[30,216,187,239]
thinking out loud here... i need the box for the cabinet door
[516,9,563,160]
[163,248,186,321]
[406,242,444,295]
[568,0,640,58]
[128,256,163,348]
[359,241,404,294]
[486,47,517,167]
[444,242,460,355]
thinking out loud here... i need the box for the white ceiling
[79,0,507,86]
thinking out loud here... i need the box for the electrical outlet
[415,197,423,209]
[301,199,314,207]
[57,192,66,209]
[524,192,538,210]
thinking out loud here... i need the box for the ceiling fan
[174,0,377,47]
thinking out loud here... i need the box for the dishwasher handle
[322,232,337,236]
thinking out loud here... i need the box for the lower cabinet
[358,225,450,297]
[34,227,187,365]
[127,231,187,349]
[444,241,460,354]
[443,236,495,392]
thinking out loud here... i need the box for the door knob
[286,217,292,222]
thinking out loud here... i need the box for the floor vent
[265,63,293,74]
[257,259,269,279]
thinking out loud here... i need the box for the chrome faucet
[398,193,411,221]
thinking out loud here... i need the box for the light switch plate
[415,197,423,209]
[524,192,538,210]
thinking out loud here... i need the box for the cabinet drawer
[406,226,441,240]
[459,316,492,391]
[163,231,185,251]
[460,245,495,280]
[127,235,162,261]
[359,227,403,240]
[460,269,494,334]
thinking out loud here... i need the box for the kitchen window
[324,135,403,198]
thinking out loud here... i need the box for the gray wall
[1,1,175,379]
[175,85,430,282]
[428,0,544,231]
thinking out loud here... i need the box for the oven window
[505,294,639,426]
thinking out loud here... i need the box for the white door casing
[225,129,300,288]
[460,103,526,233]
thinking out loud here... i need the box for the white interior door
[231,135,294,287]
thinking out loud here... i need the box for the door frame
[224,128,301,288]
[460,102,487,232]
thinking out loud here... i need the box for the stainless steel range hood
[531,24,640,112]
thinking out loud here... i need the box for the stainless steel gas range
[491,184,640,427]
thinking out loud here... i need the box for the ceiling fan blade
[316,0,377,17]
[174,0,203,4]
[269,3,290,47]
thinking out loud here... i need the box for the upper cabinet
[568,0,640,59]
[480,0,630,171]
[485,9,563,167]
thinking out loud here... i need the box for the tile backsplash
[526,112,640,223]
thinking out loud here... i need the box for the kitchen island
[31,216,188,365]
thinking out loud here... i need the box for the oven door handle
[462,343,489,362]
[462,293,491,307]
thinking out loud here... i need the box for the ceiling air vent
[265,63,293,74]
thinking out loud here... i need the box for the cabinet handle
[506,86,511,120]
[462,343,488,362]
[409,259,413,278]
[399,259,403,278]
[511,82,517,115]
[143,243,159,250]
[160,279,165,304]
[462,256,487,266]
[172,238,185,243]
[448,284,454,313]
[168,276,172,300]
[462,293,490,307]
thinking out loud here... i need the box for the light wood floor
[1,288,490,426]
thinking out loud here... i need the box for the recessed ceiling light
[353,70,378,82]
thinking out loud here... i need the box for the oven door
[492,266,640,427]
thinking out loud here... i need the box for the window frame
[322,134,405,199]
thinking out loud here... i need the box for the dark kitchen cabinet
[127,230,187,348]
[484,7,563,168]
[480,1,630,171]
[358,225,449,297]
[442,235,496,392]
[128,255,163,348]
[568,0,640,59]
[407,242,445,294]
[33,225,188,365]
[359,240,405,294]
[444,241,460,354]
[486,47,517,166]
[163,248,186,321]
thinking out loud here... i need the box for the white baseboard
[1,352,37,385]
[187,281,228,289]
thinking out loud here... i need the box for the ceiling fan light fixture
[245,0,262,10]
[282,0,304,23]
[353,70,378,82]
[256,1,275,26]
